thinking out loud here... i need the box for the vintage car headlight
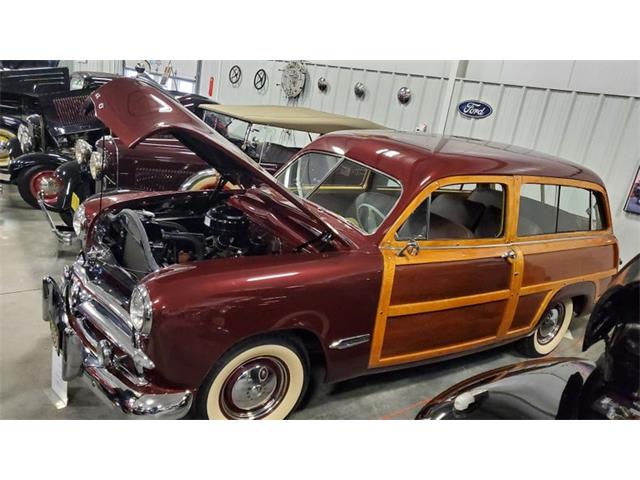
[72,203,86,236]
[75,139,93,164]
[17,123,33,153]
[130,285,153,334]
[70,74,86,91]
[89,150,104,179]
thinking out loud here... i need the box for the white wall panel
[71,60,121,74]
[210,61,449,133]
[466,60,639,97]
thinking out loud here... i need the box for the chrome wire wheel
[220,356,290,419]
[536,302,565,345]
[0,128,16,166]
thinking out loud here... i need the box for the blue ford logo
[458,100,493,119]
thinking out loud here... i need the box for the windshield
[276,153,402,234]
[203,111,318,166]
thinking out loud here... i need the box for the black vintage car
[0,67,119,208]
[37,92,219,243]
[1,66,69,162]
[416,254,640,420]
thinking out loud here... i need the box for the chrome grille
[135,167,191,191]
[52,95,91,126]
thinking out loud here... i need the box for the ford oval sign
[458,100,493,119]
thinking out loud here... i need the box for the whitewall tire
[520,298,574,357]
[196,337,309,420]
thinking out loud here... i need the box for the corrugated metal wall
[213,60,449,132]
[211,60,639,262]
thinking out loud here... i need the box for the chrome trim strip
[329,334,371,350]
[382,234,613,252]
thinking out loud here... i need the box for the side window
[396,183,506,241]
[518,183,606,236]
[518,184,559,235]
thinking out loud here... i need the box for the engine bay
[97,193,289,276]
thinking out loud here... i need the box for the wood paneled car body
[43,78,618,420]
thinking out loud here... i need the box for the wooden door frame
[368,174,618,368]
[369,175,521,368]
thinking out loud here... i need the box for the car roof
[199,104,388,134]
[306,130,605,193]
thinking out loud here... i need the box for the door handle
[501,250,517,262]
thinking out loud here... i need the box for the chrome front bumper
[37,191,75,245]
[42,262,192,419]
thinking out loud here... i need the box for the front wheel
[0,128,16,167]
[16,165,61,209]
[519,298,574,357]
[195,336,309,420]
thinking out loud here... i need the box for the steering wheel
[357,203,385,234]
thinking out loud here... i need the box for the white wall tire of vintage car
[200,338,309,420]
[522,299,574,357]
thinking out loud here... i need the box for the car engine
[96,194,286,276]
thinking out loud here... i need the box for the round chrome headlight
[17,123,33,153]
[72,203,86,236]
[89,151,104,180]
[75,139,92,164]
[130,285,153,334]
[70,75,86,91]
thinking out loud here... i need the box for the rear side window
[518,183,605,236]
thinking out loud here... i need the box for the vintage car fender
[51,160,95,213]
[139,250,384,390]
[0,114,24,133]
[7,151,69,182]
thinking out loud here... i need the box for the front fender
[0,114,23,133]
[8,151,70,180]
[54,160,94,212]
[142,251,383,390]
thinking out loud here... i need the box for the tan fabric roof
[199,104,387,134]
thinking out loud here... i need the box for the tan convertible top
[199,104,387,134]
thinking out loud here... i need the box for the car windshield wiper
[294,230,334,253]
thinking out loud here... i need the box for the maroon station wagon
[43,78,618,419]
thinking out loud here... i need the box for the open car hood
[89,78,342,245]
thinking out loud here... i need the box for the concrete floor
[0,185,604,420]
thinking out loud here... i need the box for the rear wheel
[0,128,16,167]
[519,299,574,357]
[195,336,309,420]
[16,166,61,209]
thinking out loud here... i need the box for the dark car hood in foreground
[90,78,342,245]
[416,357,597,420]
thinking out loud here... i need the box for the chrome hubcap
[0,134,12,160]
[39,176,60,196]
[537,303,565,345]
[220,356,289,419]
